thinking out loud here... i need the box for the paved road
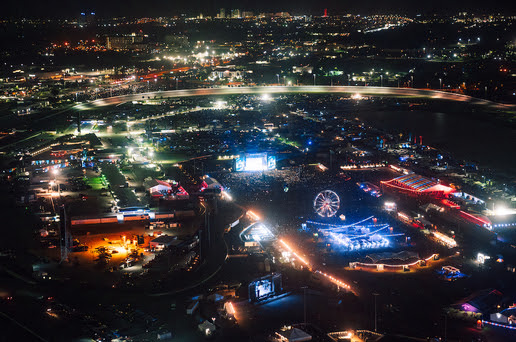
[74,85,515,111]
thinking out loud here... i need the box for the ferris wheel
[314,190,340,218]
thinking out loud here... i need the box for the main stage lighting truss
[307,216,403,251]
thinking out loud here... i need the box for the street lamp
[439,78,442,89]
[373,293,379,332]
[276,74,280,85]
[380,75,383,87]
[302,286,308,325]
[52,169,60,196]
[313,74,316,86]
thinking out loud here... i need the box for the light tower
[59,205,72,262]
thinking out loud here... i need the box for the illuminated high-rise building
[79,11,96,25]
[231,9,241,18]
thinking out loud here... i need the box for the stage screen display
[267,155,276,170]
[235,156,245,171]
[245,154,266,171]
[235,153,276,172]
[255,279,273,299]
[248,273,283,303]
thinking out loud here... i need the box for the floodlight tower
[59,205,72,262]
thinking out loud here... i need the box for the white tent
[198,320,216,336]
[276,327,312,342]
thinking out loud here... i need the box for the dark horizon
[2,0,515,18]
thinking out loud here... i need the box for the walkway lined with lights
[279,239,354,294]
[481,320,516,331]
[351,253,439,270]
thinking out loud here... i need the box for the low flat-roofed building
[150,235,178,250]
[454,288,503,314]
[148,179,189,200]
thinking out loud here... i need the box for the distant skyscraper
[231,9,241,18]
[219,8,226,19]
[79,12,96,25]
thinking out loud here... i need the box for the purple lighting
[462,303,480,313]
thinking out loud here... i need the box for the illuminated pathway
[73,85,515,111]
[244,209,356,295]
[279,239,355,295]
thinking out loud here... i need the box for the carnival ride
[314,190,340,218]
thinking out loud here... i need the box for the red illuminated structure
[148,179,189,200]
[381,173,455,199]
[383,173,493,229]
[458,210,491,228]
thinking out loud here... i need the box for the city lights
[247,210,261,221]
[3,8,515,341]
[260,93,272,101]
[493,204,516,216]
[384,202,396,211]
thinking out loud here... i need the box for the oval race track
[73,85,515,111]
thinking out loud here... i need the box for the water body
[354,109,516,175]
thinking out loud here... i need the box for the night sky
[2,0,515,18]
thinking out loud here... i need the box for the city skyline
[2,0,515,18]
